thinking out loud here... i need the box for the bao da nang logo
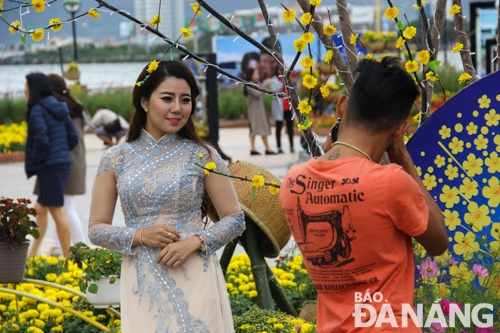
[352,291,494,329]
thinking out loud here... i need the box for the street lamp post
[63,0,81,61]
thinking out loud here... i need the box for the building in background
[133,0,185,49]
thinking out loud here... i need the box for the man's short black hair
[345,57,420,134]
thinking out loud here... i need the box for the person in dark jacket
[24,73,79,258]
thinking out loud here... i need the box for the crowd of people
[22,49,448,331]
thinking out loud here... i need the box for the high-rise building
[133,0,185,47]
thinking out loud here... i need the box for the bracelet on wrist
[139,227,146,247]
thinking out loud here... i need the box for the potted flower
[0,197,39,283]
[67,242,122,308]
[63,61,81,81]
[361,30,385,53]
[382,31,398,50]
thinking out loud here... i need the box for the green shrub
[0,95,27,123]
[218,86,248,119]
[74,87,134,120]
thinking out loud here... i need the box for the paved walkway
[0,127,326,257]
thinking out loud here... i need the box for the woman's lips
[168,118,180,125]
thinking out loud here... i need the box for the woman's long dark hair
[128,60,214,222]
[243,67,256,97]
[26,73,53,112]
[48,74,84,119]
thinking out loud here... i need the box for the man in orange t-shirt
[279,57,448,332]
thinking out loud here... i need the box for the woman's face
[141,76,192,141]
[24,83,29,102]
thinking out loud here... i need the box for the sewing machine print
[296,198,356,267]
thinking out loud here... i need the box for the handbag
[103,117,122,134]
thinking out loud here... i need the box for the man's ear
[393,121,410,140]
[336,94,348,119]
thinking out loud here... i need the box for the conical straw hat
[207,160,291,258]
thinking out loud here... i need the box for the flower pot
[0,242,29,283]
[367,41,385,53]
[385,41,397,51]
[317,62,337,75]
[322,91,341,105]
[63,71,81,80]
[86,276,120,308]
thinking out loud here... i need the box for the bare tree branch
[332,0,359,73]
[296,0,355,91]
[256,0,323,157]
[452,0,478,84]
[94,0,283,97]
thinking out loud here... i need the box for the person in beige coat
[243,67,276,155]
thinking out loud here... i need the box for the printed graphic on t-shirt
[295,197,356,268]
[284,173,380,293]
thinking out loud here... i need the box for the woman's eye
[183,99,192,104]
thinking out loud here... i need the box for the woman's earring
[330,117,341,143]
[144,109,148,112]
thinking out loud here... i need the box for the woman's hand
[140,225,180,248]
[157,236,201,268]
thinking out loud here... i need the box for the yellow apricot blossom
[283,9,295,23]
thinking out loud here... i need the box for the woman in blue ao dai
[88,60,245,332]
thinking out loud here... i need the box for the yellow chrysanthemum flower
[297,119,312,130]
[293,39,306,52]
[451,42,463,53]
[384,7,398,20]
[32,0,45,12]
[301,32,314,44]
[191,3,202,15]
[88,8,100,19]
[350,33,358,45]
[48,18,63,32]
[320,84,329,98]
[417,50,430,64]
[323,24,336,36]
[300,55,315,68]
[31,29,45,42]
[300,12,313,25]
[150,14,161,26]
[365,53,373,60]
[425,71,438,82]
[403,26,417,39]
[297,101,312,115]
[449,4,461,15]
[252,175,265,188]
[324,49,333,63]
[458,72,472,84]
[198,153,204,159]
[283,9,296,23]
[136,81,143,87]
[9,20,20,35]
[396,36,405,50]
[204,162,216,175]
[180,27,192,38]
[310,0,322,5]
[405,60,419,73]
[302,74,317,89]
[269,182,279,195]
[147,60,159,73]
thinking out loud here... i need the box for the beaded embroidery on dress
[89,129,245,332]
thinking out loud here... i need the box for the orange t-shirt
[279,157,428,333]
